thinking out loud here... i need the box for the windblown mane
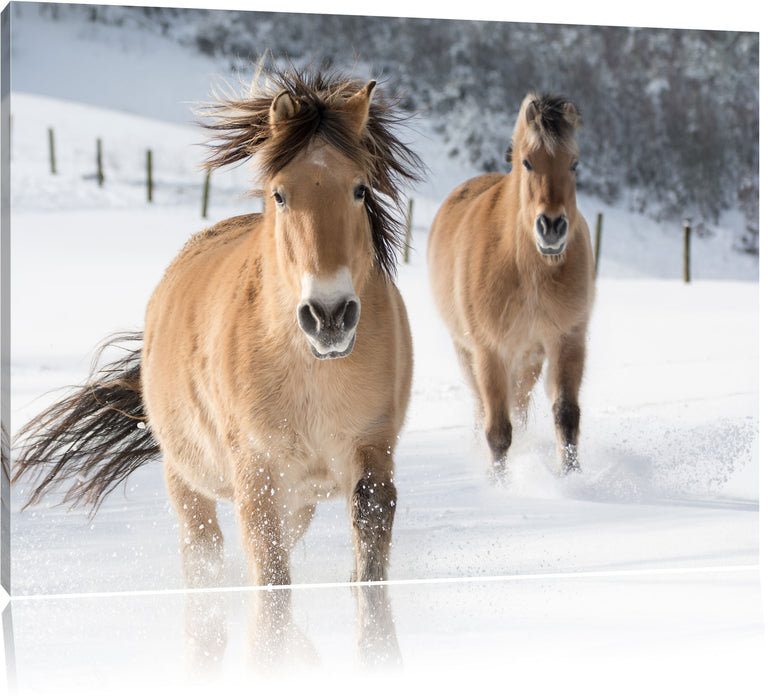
[519,93,580,157]
[198,65,425,278]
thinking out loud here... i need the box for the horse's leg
[349,444,401,666]
[246,587,318,670]
[165,463,224,588]
[233,461,291,586]
[239,493,317,667]
[453,340,483,415]
[354,582,401,668]
[512,354,544,430]
[546,332,586,472]
[472,347,512,470]
[183,589,227,674]
[350,445,396,582]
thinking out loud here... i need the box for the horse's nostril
[535,214,549,237]
[554,216,568,239]
[298,297,360,336]
[536,214,568,243]
[340,299,361,332]
[297,302,321,336]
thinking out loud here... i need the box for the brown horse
[14,68,422,656]
[427,93,594,477]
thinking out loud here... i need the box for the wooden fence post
[96,138,104,187]
[683,219,691,283]
[202,169,211,219]
[48,127,56,174]
[403,198,414,264]
[146,149,153,202]
[594,212,603,277]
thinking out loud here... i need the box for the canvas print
[0,0,762,688]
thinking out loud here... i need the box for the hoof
[488,458,510,487]
[559,444,581,474]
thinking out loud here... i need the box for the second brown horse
[427,93,595,477]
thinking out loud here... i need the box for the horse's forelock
[259,101,371,180]
[519,93,580,157]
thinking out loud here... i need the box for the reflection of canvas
[3,1,758,595]
[7,571,765,691]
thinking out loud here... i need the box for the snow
[2,4,770,697]
[7,91,759,590]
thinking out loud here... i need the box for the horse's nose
[298,296,361,337]
[297,269,361,359]
[535,214,568,243]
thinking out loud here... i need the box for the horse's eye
[354,183,368,202]
[272,190,286,207]
[522,159,533,172]
[570,161,579,173]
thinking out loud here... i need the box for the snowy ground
[2,6,770,697]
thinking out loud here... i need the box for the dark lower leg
[351,469,396,583]
[548,335,586,473]
[486,411,512,467]
[553,395,581,472]
[473,350,512,468]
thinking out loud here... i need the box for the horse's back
[430,172,504,231]
[428,170,507,261]
[427,172,511,341]
[167,213,262,277]
[147,212,261,319]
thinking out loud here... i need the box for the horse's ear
[524,98,539,127]
[270,90,298,129]
[342,80,376,134]
[563,101,581,129]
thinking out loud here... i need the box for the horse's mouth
[308,333,356,360]
[536,236,567,257]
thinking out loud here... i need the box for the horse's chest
[479,286,542,341]
[253,410,355,509]
[285,368,360,429]
[255,363,367,455]
[234,344,390,506]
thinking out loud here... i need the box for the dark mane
[198,65,425,278]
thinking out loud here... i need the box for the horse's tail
[12,331,160,516]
